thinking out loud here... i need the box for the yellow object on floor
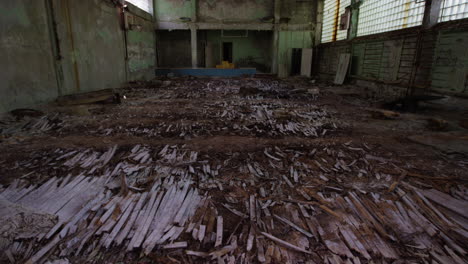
[216,61,235,69]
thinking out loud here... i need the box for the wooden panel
[431,29,468,93]
[301,48,313,77]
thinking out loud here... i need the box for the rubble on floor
[0,77,466,263]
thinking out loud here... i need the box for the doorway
[222,42,233,63]
[291,48,302,76]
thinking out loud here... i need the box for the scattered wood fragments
[0,78,467,263]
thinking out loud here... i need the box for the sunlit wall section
[126,0,153,15]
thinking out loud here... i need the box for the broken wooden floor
[0,77,467,263]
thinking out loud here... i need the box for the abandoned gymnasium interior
[0,0,467,263]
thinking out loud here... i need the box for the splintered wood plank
[115,192,148,246]
[144,181,194,253]
[18,177,59,206]
[273,215,313,238]
[53,178,105,224]
[338,226,371,260]
[174,189,195,224]
[163,242,188,249]
[260,232,312,254]
[39,176,89,214]
[25,235,61,264]
[97,194,134,235]
[104,195,139,248]
[249,195,256,222]
[422,189,468,218]
[347,192,392,240]
[313,216,354,258]
[129,190,163,249]
[215,216,224,247]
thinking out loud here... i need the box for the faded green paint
[1,5,31,26]
[278,31,313,77]
[198,0,273,22]
[53,0,126,94]
[154,0,273,23]
[0,1,58,113]
[127,29,156,79]
[206,30,272,72]
[0,0,132,113]
[432,29,468,94]
[154,0,195,21]
[282,0,315,25]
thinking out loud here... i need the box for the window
[439,0,468,22]
[126,0,153,15]
[357,0,425,37]
[321,0,351,43]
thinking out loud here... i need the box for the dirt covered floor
[0,77,467,264]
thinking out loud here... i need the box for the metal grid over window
[337,0,351,41]
[357,0,425,37]
[321,0,351,43]
[439,0,468,22]
[321,0,339,43]
[126,0,153,15]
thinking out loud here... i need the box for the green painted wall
[0,0,156,113]
[278,31,313,77]
[0,1,58,113]
[53,0,127,94]
[126,7,156,80]
[128,30,156,79]
[154,0,195,22]
[206,30,273,72]
[281,0,316,24]
[432,29,468,94]
[154,0,274,23]
[198,0,273,22]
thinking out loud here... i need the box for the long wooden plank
[128,190,162,249]
[103,195,139,248]
[114,192,148,245]
[422,189,468,218]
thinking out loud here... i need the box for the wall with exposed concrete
[198,0,273,23]
[0,1,59,113]
[154,0,195,23]
[126,3,157,80]
[0,0,156,113]
[52,0,127,94]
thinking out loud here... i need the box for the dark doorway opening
[222,42,233,63]
[291,48,302,76]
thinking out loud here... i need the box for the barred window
[321,0,351,43]
[357,0,425,37]
[439,0,468,22]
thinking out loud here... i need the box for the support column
[422,0,443,29]
[349,0,361,40]
[191,26,198,68]
[271,0,281,74]
[315,0,325,45]
[190,0,198,68]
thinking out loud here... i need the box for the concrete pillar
[271,0,281,74]
[272,29,279,74]
[423,0,443,29]
[349,0,360,40]
[191,26,198,68]
[205,42,214,68]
